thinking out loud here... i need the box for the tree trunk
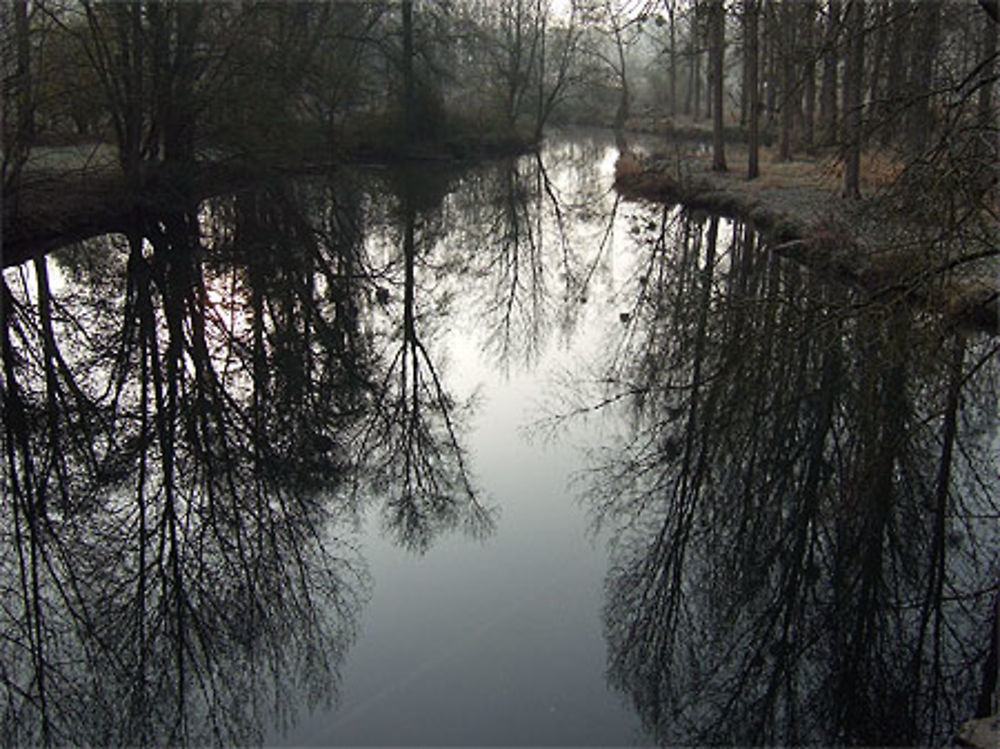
[710,0,727,171]
[402,0,416,140]
[14,0,33,144]
[842,0,864,198]
[802,1,817,150]
[979,2,998,205]
[740,8,748,128]
[764,2,779,133]
[669,1,678,117]
[613,17,630,132]
[705,7,714,122]
[746,0,761,179]
[692,38,702,119]
[166,2,201,166]
[779,0,795,160]
[124,1,144,184]
[906,0,941,155]
[684,19,694,115]
[866,1,888,117]
[5,0,34,208]
[536,4,546,137]
[148,1,167,163]
[819,0,841,145]
[880,1,909,145]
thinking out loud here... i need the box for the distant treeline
[2,2,997,201]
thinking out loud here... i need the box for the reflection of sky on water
[273,129,651,747]
[5,125,996,747]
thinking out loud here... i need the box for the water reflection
[2,194,365,746]
[7,130,993,746]
[566,210,999,745]
[443,136,624,372]
[356,166,494,551]
[0,162,497,743]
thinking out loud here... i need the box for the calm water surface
[272,134,649,746]
[2,130,997,747]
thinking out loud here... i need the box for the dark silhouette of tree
[684,2,704,119]
[778,0,796,160]
[904,0,942,157]
[1,0,34,207]
[667,1,679,117]
[491,0,545,127]
[0,163,490,743]
[841,0,864,198]
[351,167,495,553]
[744,0,761,179]
[401,0,416,139]
[551,211,999,746]
[708,0,726,172]
[819,0,842,146]
[801,1,818,150]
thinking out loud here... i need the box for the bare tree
[709,0,727,171]
[777,0,794,160]
[841,0,864,198]
[560,211,999,746]
[745,0,761,179]
[904,0,942,156]
[819,0,841,145]
[801,1,817,149]
[2,0,35,206]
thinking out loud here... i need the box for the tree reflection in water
[0,167,491,744]
[354,166,495,552]
[566,210,999,745]
[8,136,992,747]
[446,137,624,373]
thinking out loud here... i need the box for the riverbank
[2,121,538,269]
[2,158,258,268]
[614,142,999,334]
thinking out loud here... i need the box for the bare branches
[552,210,999,744]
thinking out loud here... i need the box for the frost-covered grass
[616,138,999,332]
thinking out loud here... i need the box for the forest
[2,1,997,218]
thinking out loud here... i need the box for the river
[1,129,997,747]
